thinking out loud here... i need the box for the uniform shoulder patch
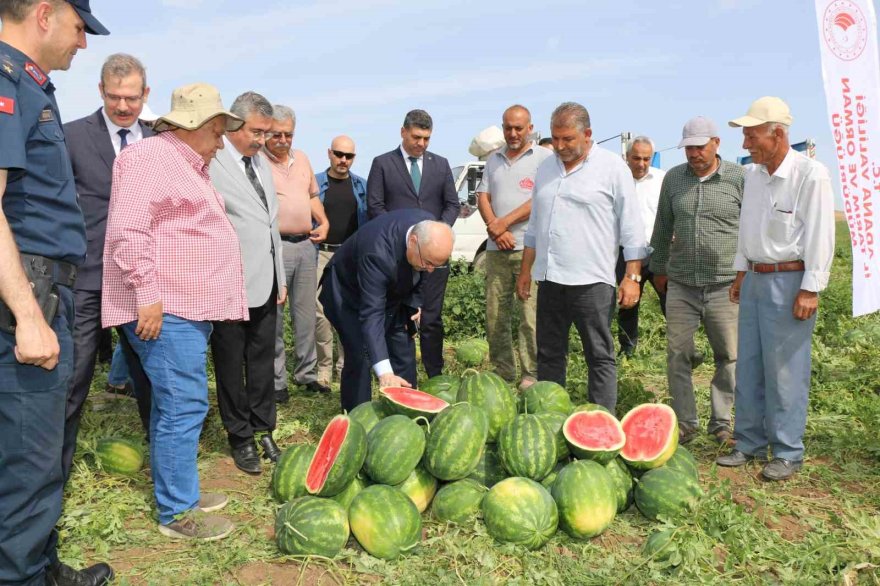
[0,56,19,82]
[0,96,14,115]
[24,62,47,86]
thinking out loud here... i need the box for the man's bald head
[407,220,454,272]
[327,134,357,178]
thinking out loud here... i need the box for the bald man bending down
[318,210,454,411]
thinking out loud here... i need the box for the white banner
[815,0,880,316]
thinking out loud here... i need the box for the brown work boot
[158,510,234,541]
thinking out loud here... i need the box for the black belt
[318,243,342,252]
[21,253,77,287]
[281,233,310,244]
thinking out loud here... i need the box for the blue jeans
[733,271,815,461]
[107,340,130,386]
[123,315,212,524]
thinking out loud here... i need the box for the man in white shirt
[717,97,835,481]
[517,102,648,412]
[616,136,667,357]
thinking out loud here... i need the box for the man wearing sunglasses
[319,209,454,411]
[314,136,368,388]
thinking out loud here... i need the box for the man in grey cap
[650,116,744,445]
[717,97,834,481]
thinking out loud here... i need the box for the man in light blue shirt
[517,102,649,411]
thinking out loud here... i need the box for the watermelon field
[60,218,880,585]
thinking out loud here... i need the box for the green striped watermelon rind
[456,370,517,443]
[330,474,369,512]
[363,414,426,485]
[664,446,699,481]
[421,374,462,398]
[520,381,573,416]
[562,410,626,465]
[348,401,386,435]
[424,403,489,481]
[619,403,679,470]
[432,478,487,524]
[482,477,559,550]
[380,387,449,421]
[394,463,438,513]
[272,444,317,503]
[95,437,145,476]
[275,496,350,558]
[604,457,634,513]
[305,415,367,497]
[534,411,571,461]
[349,484,422,560]
[634,466,703,521]
[467,446,508,488]
[497,414,558,481]
[551,460,618,540]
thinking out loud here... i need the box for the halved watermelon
[380,387,448,420]
[305,415,367,497]
[619,404,678,470]
[562,411,626,464]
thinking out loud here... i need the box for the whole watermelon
[455,340,486,367]
[604,457,634,513]
[432,478,486,524]
[482,477,558,550]
[634,467,702,521]
[520,381,572,415]
[664,446,698,481]
[497,414,557,481]
[330,475,369,512]
[424,403,488,481]
[95,438,144,476]
[305,415,367,497]
[540,461,568,491]
[467,447,508,488]
[349,485,421,560]
[421,374,462,404]
[551,460,617,539]
[456,371,517,442]
[275,496,349,558]
[534,411,570,461]
[348,401,386,435]
[394,463,438,513]
[272,444,317,503]
[363,415,425,485]
[644,528,677,563]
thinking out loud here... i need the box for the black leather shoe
[46,561,114,586]
[305,381,331,394]
[231,443,261,475]
[275,387,290,404]
[258,434,281,462]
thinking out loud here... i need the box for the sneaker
[198,492,228,513]
[761,458,803,481]
[716,449,769,467]
[158,510,234,541]
[46,560,114,586]
[518,377,537,392]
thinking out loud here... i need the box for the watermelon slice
[619,404,678,470]
[562,411,626,464]
[306,415,367,497]
[380,387,448,420]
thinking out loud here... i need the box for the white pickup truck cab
[450,161,488,270]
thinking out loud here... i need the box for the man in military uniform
[0,1,114,584]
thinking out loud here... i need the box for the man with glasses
[209,92,286,475]
[63,53,154,482]
[261,104,330,403]
[319,209,454,411]
[314,135,368,388]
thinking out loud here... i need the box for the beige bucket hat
[729,96,793,128]
[152,83,244,133]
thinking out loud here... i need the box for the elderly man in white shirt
[616,136,667,357]
[717,97,835,481]
[517,102,649,412]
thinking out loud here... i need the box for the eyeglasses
[331,150,356,160]
[103,92,144,105]
[267,131,294,140]
[416,239,448,271]
[247,128,271,139]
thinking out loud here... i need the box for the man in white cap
[103,83,249,540]
[717,97,834,481]
[650,116,744,446]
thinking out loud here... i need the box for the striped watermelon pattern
[363,414,426,485]
[348,401,386,435]
[534,411,571,461]
[306,415,367,497]
[95,438,144,476]
[275,496,350,558]
[482,477,559,550]
[467,446,508,488]
[604,457,634,513]
[432,478,486,524]
[664,446,698,481]
[456,371,517,442]
[424,403,488,481]
[497,414,558,481]
[551,460,618,539]
[349,484,422,560]
[330,474,369,512]
[272,444,316,503]
[394,463,438,513]
[520,381,573,415]
[634,466,702,521]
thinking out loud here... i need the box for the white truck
[450,161,488,270]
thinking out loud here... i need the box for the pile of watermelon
[270,373,704,559]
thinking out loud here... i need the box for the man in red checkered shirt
[103,83,249,541]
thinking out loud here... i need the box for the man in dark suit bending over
[319,209,454,411]
[367,110,459,377]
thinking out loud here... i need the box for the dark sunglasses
[331,150,356,160]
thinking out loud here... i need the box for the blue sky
[51,0,877,200]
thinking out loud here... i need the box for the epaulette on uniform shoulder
[0,56,20,83]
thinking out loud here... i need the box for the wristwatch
[625,273,642,283]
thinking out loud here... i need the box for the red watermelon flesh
[562,411,626,464]
[306,416,349,493]
[380,387,449,418]
[619,404,678,470]
[305,415,367,496]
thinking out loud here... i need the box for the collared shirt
[400,145,423,175]
[477,142,554,251]
[650,158,744,287]
[224,137,264,186]
[0,41,86,265]
[733,148,835,292]
[102,132,249,327]
[524,145,649,287]
[101,108,144,155]
[634,167,666,243]
[261,147,317,235]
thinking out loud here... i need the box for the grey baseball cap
[677,116,719,148]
